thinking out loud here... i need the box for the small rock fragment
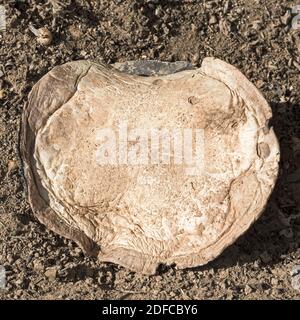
[155,6,163,17]
[29,25,53,46]
[7,160,18,174]
[209,15,218,25]
[6,254,16,264]
[44,267,58,281]
[271,278,278,286]
[244,284,252,295]
[14,289,23,298]
[37,28,53,46]
[219,18,230,35]
[291,265,300,291]
[49,0,70,14]
[223,0,231,14]
[293,36,300,54]
[0,266,5,289]
[281,10,291,26]
[33,259,45,272]
[290,265,300,276]
[68,25,83,40]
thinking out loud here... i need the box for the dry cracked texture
[20,57,279,274]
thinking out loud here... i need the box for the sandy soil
[0,0,300,300]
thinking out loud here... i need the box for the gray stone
[291,265,300,291]
[112,60,195,76]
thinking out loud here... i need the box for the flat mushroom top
[21,58,279,274]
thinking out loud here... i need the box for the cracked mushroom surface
[20,58,280,274]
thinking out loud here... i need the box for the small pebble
[291,265,300,291]
[209,15,218,25]
[68,25,83,40]
[6,254,16,264]
[7,160,18,174]
[44,267,58,281]
[29,25,53,46]
[155,6,163,17]
[271,278,278,286]
[281,10,291,26]
[33,259,45,272]
[244,284,252,295]
[37,28,53,46]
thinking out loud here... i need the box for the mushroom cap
[20,58,279,274]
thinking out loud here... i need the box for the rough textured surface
[21,58,279,274]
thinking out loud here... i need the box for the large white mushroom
[20,58,279,274]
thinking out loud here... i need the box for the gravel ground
[0,0,300,300]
